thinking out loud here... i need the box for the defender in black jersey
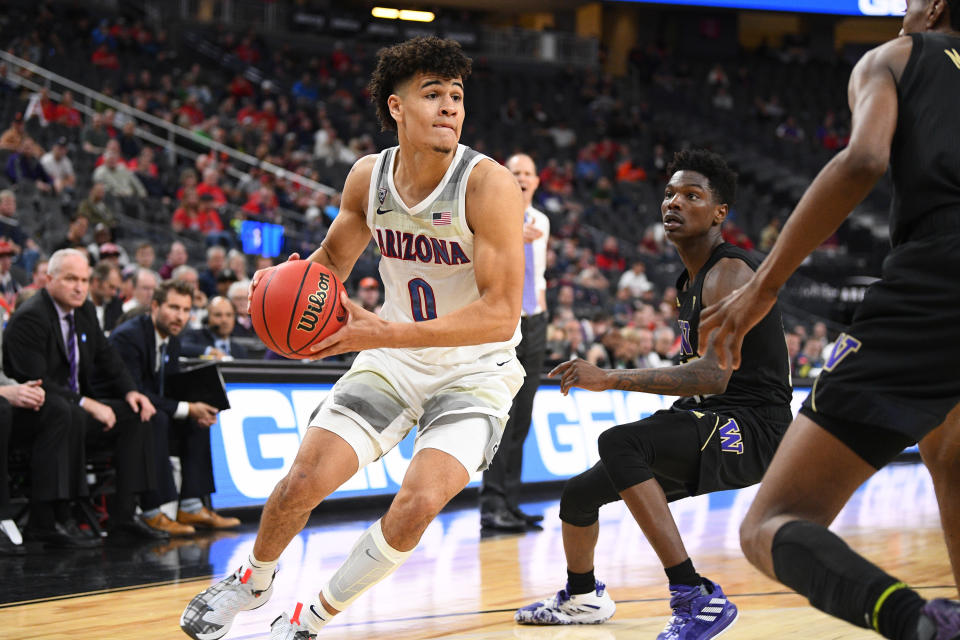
[700,2,960,639]
[515,150,791,639]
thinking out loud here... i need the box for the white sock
[303,593,334,632]
[322,519,414,611]
[241,552,278,591]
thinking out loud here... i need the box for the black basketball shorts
[800,233,960,468]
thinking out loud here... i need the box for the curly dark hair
[367,37,472,132]
[666,149,737,207]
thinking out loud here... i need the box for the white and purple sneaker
[918,598,960,640]
[656,579,738,640]
[515,580,616,625]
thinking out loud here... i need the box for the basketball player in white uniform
[180,37,525,640]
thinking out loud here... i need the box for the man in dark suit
[3,248,165,547]
[181,296,249,360]
[89,261,123,334]
[109,279,240,536]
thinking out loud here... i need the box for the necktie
[158,341,167,395]
[65,313,79,393]
[522,211,538,316]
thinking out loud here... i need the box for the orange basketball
[250,260,348,359]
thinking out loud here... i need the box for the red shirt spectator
[54,92,83,128]
[177,97,205,126]
[234,38,260,64]
[228,75,254,99]
[242,185,278,217]
[172,189,223,234]
[196,182,227,207]
[91,44,120,70]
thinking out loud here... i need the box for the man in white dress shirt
[480,152,551,530]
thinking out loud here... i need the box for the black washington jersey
[889,32,960,246]
[672,243,792,412]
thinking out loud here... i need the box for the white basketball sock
[322,519,413,611]
[303,593,334,632]
[242,552,278,591]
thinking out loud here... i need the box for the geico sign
[212,384,814,505]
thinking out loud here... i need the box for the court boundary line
[0,574,216,609]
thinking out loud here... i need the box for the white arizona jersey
[366,143,521,365]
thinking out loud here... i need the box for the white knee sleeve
[322,519,413,611]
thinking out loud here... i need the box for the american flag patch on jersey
[432,211,452,225]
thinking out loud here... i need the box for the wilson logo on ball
[296,273,332,332]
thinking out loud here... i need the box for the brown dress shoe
[177,506,241,529]
[143,512,196,536]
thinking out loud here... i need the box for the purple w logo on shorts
[719,419,744,455]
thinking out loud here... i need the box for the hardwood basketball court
[2,462,953,639]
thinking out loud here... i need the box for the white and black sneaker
[180,566,275,640]
[270,603,318,640]
[515,580,616,625]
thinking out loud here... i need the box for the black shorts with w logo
[799,234,960,469]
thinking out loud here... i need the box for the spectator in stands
[0,241,23,310]
[595,235,626,274]
[355,276,382,314]
[0,304,45,555]
[784,331,802,378]
[181,296,248,360]
[93,150,146,198]
[53,91,82,128]
[81,112,110,156]
[54,214,90,253]
[130,147,165,198]
[195,167,227,206]
[712,86,734,111]
[226,249,249,280]
[618,261,653,297]
[117,121,140,160]
[227,280,253,337]
[5,249,162,546]
[77,182,117,229]
[796,336,826,379]
[757,217,781,253]
[158,241,188,280]
[133,242,155,271]
[89,261,123,334]
[776,116,805,143]
[109,279,240,537]
[6,140,53,193]
[24,258,49,291]
[171,264,208,329]
[91,42,120,70]
[652,326,678,367]
[40,137,77,196]
[242,183,279,218]
[198,245,225,299]
[171,188,224,235]
[122,268,158,313]
[0,112,28,151]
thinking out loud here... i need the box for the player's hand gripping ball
[250,260,348,359]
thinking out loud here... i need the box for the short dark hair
[153,279,194,305]
[91,260,119,283]
[368,37,472,132]
[666,149,737,207]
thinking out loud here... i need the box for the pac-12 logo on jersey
[378,186,387,205]
[824,333,862,372]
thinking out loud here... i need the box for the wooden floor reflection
[2,462,955,639]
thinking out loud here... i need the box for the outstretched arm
[699,36,908,370]
[552,258,752,396]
